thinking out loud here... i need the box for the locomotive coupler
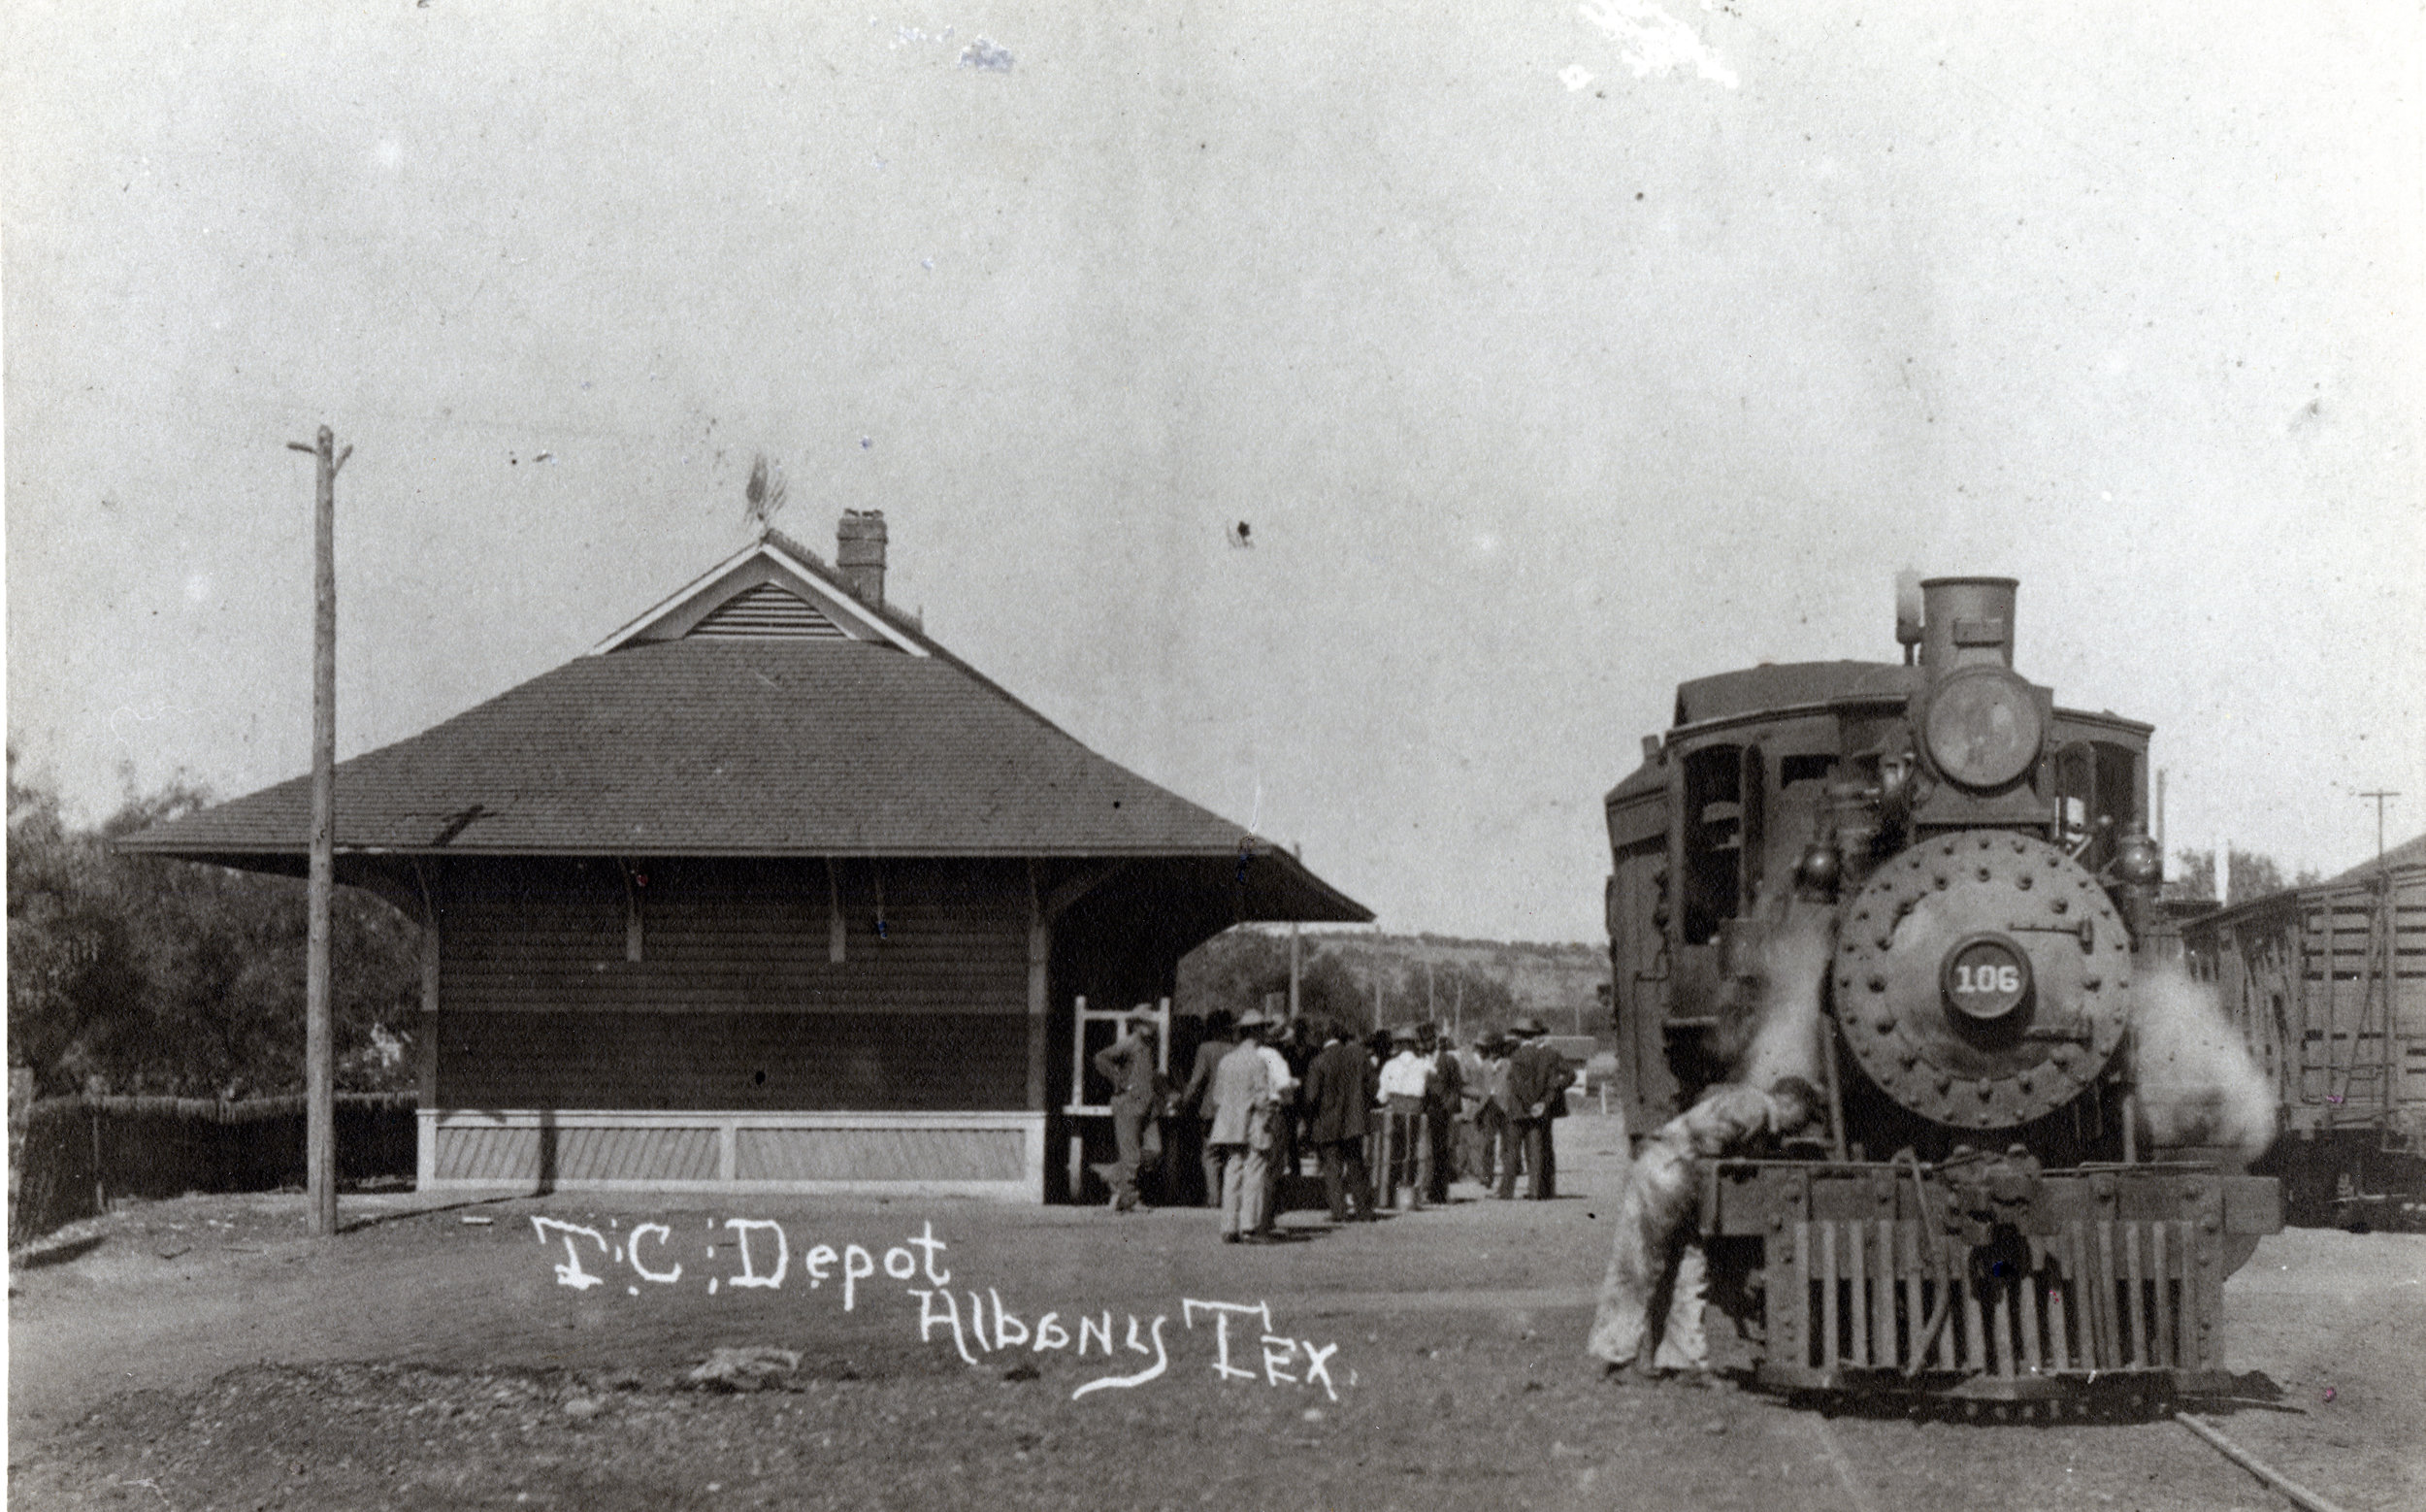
[1938,1145,2044,1248]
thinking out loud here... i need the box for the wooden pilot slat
[2048,1237,2072,1372]
[1961,1268,1988,1374]
[2164,1218,2183,1368]
[2093,1221,2119,1368]
[1849,1220,1870,1366]
[1988,1277,2014,1377]
[2016,1265,2041,1375]
[1873,1220,1894,1370]
[1792,1221,1813,1368]
[1899,1222,1925,1372]
[2124,1223,2147,1368]
[2178,1221,2203,1370]
[1820,1222,1839,1368]
[1941,1262,1960,1368]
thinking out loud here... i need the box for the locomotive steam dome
[1834,831,2131,1128]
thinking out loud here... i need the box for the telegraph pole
[286,426,350,1238]
[2358,791,2400,869]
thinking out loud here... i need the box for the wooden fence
[8,1092,417,1243]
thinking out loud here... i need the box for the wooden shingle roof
[120,534,1372,922]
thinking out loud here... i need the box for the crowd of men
[1089,1010,1580,1240]
[1091,1007,1826,1386]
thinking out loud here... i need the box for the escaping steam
[2133,964,2277,1163]
[1731,896,1835,1093]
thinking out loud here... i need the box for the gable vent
[687,582,848,640]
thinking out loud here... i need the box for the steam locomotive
[1603,576,2281,1404]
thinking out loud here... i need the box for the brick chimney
[836,509,887,608]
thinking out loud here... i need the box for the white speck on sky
[1578,0,1740,89]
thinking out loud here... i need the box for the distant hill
[1247,928,1611,1038]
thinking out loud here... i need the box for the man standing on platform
[1091,1018,1164,1213]
[1249,1010,1299,1235]
[1420,1022,1462,1204]
[1300,1018,1377,1223]
[1178,1009,1239,1207]
[1500,1018,1574,1200]
[1376,1026,1433,1210]
[1205,1011,1278,1242]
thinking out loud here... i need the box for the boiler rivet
[1869,976,1886,993]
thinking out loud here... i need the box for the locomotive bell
[1833,832,2130,1129]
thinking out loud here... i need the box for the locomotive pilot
[1587,1076,1824,1382]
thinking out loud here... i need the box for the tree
[2166,846,2324,907]
[6,751,421,1098]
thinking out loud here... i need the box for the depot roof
[119,527,1371,923]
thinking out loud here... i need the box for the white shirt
[1255,1042,1296,1096]
[1377,1049,1432,1100]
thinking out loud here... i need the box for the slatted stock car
[1602,577,2280,1406]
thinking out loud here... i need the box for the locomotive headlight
[1921,668,2044,790]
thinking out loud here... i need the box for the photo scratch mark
[1577,0,1739,90]
[960,38,1013,72]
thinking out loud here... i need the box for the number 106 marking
[1956,963,2022,995]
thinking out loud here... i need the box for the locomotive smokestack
[1918,576,2016,677]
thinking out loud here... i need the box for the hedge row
[8,1093,418,1243]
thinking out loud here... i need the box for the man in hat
[1299,1017,1377,1223]
[1500,1018,1574,1200]
[1420,1022,1463,1204]
[1249,1010,1300,1234]
[1589,1077,1824,1381]
[1092,1017,1165,1213]
[1478,1033,1518,1195]
[1178,1009,1240,1207]
[1204,1011,1279,1242]
[1375,1025,1434,1210]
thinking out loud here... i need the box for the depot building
[124,513,1369,1201]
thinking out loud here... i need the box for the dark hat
[1508,1016,1549,1038]
[1390,1025,1420,1045]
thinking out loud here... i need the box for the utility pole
[287,426,350,1239]
[2359,791,2401,869]
[1288,842,1301,1024]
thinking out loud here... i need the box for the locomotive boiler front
[1833,832,2132,1130]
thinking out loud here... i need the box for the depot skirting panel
[419,1109,1046,1200]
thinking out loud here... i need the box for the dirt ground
[9,1113,2420,1512]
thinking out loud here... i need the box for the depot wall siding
[432,1010,1025,1110]
[430,856,1030,1112]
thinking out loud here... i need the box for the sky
[6,0,2421,943]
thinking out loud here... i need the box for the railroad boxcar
[2180,852,2426,1228]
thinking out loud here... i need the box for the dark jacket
[1504,1039,1575,1122]
[1301,1038,1379,1144]
[1424,1047,1464,1115]
[1093,1032,1164,1114]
